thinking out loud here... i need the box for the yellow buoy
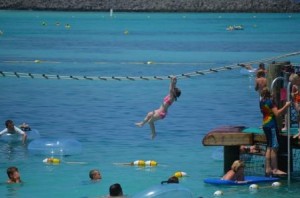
[145,160,157,166]
[174,171,187,178]
[43,157,60,164]
[133,160,145,166]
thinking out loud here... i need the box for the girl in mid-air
[135,76,181,139]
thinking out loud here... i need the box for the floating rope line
[1,52,299,81]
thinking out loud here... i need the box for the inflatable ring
[28,138,82,156]
[131,184,193,198]
[0,129,40,143]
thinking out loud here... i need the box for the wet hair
[173,87,181,101]
[256,70,265,78]
[7,167,18,178]
[5,120,13,127]
[231,160,245,172]
[109,183,123,197]
[89,169,99,179]
[261,87,271,99]
[161,176,179,184]
[259,63,265,69]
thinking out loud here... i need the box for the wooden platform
[202,125,300,148]
[202,125,300,173]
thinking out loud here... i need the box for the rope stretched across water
[1,51,299,81]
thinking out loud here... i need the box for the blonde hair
[260,87,271,99]
[231,160,245,172]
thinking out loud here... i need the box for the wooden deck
[202,126,300,173]
[202,126,300,148]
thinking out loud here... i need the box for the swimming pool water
[1,11,300,198]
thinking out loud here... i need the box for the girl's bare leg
[265,148,272,176]
[135,111,154,127]
[149,122,156,140]
[270,148,286,174]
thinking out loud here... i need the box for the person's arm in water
[14,126,27,145]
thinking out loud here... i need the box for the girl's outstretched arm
[169,76,177,97]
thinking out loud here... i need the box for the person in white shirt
[0,120,27,144]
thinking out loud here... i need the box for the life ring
[0,129,40,143]
[28,138,82,156]
[131,184,193,198]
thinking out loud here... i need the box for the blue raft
[204,176,279,185]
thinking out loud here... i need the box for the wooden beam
[202,132,253,146]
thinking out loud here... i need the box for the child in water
[135,76,181,139]
[222,160,245,182]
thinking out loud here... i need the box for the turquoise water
[0,10,300,198]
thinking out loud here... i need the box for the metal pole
[287,82,291,186]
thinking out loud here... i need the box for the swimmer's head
[89,169,101,180]
[231,160,245,172]
[161,176,179,184]
[5,120,14,129]
[256,70,265,78]
[261,87,271,99]
[259,63,265,69]
[109,183,123,196]
[174,87,181,99]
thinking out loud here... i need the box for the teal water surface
[1,11,300,198]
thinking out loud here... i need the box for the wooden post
[224,146,240,173]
